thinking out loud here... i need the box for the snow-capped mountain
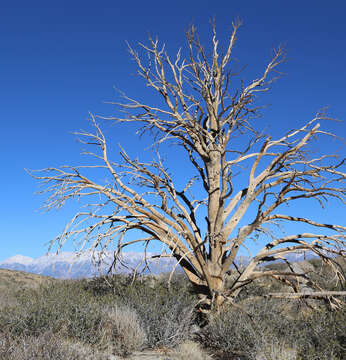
[0,251,177,279]
[3,254,34,266]
[0,250,316,279]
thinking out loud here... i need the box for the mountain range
[0,251,177,279]
[0,250,314,279]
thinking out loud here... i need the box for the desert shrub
[64,302,147,355]
[0,280,147,356]
[200,298,346,360]
[81,273,128,297]
[247,300,346,360]
[305,257,346,292]
[132,292,195,348]
[83,273,196,348]
[292,309,346,360]
[82,271,192,298]
[309,268,346,292]
[98,304,147,356]
[118,281,195,348]
[236,281,267,300]
[0,288,18,311]
[255,341,297,360]
[262,262,288,273]
[199,303,259,359]
[0,281,100,342]
[0,331,104,360]
[240,299,345,360]
[0,273,195,353]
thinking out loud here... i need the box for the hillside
[0,269,56,310]
[0,268,55,288]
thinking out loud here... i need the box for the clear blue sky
[1,0,345,262]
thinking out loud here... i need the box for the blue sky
[1,0,345,262]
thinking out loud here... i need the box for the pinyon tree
[30,21,346,310]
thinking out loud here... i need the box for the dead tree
[29,21,346,310]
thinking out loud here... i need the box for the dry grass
[173,341,212,360]
[255,343,297,360]
[0,331,104,360]
[99,304,147,356]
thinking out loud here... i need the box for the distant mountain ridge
[0,251,177,279]
[0,251,314,279]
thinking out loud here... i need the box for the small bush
[135,294,195,348]
[115,282,195,348]
[293,309,346,360]
[255,340,296,360]
[0,282,101,343]
[199,304,258,359]
[0,289,18,311]
[99,304,147,356]
[83,274,196,348]
[0,281,147,356]
[0,331,103,360]
[174,341,212,360]
[199,298,346,360]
